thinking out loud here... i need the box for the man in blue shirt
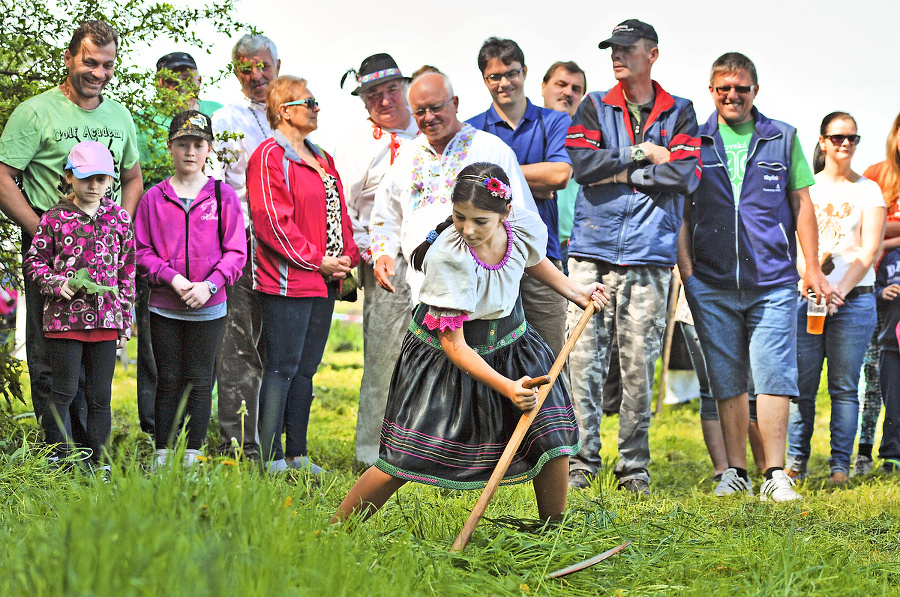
[467,37,573,357]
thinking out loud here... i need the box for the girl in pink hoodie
[24,141,135,470]
[135,110,246,467]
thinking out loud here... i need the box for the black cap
[598,19,658,49]
[341,53,409,96]
[156,52,198,72]
[168,110,213,142]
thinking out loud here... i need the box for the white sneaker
[714,467,754,496]
[184,449,202,467]
[286,456,325,474]
[155,449,172,469]
[266,459,288,474]
[759,469,802,502]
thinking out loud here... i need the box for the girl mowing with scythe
[333,162,609,523]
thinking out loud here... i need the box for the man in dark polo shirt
[467,37,573,358]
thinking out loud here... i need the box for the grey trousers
[355,256,413,465]
[566,259,669,483]
[216,254,263,456]
[520,257,567,358]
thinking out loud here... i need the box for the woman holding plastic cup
[785,112,885,484]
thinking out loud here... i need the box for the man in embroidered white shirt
[333,53,419,466]
[210,34,281,460]
[370,72,537,301]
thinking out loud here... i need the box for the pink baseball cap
[65,140,118,179]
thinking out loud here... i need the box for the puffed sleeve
[419,231,478,331]
[508,206,547,268]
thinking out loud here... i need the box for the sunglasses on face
[283,98,318,109]
[824,134,861,146]
[713,85,755,95]
[483,68,524,84]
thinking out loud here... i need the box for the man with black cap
[137,52,223,188]
[564,19,701,494]
[133,52,223,438]
[333,53,419,466]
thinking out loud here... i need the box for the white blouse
[419,206,547,323]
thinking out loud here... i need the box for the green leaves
[68,267,118,298]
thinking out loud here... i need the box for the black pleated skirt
[375,300,580,489]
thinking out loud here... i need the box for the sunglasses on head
[714,85,755,95]
[283,98,318,109]
[824,134,860,146]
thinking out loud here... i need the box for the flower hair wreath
[482,177,512,201]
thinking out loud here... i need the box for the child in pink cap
[23,140,135,472]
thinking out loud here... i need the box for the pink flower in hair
[482,177,511,200]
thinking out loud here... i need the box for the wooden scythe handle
[450,301,597,552]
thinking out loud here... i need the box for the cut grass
[2,304,899,595]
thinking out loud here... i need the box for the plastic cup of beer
[806,293,827,335]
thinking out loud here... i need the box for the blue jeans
[257,291,335,462]
[879,350,900,461]
[684,276,798,399]
[681,321,758,423]
[788,293,876,474]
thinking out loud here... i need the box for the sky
[142,0,899,168]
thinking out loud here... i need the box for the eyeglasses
[283,98,318,110]
[362,82,404,103]
[483,68,524,84]
[713,85,756,95]
[412,99,452,118]
[824,134,861,146]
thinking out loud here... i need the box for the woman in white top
[333,162,608,524]
[786,112,886,483]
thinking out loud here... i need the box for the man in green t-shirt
[678,52,831,503]
[0,20,143,450]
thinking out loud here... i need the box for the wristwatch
[630,145,645,163]
[205,280,219,295]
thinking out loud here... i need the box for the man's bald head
[410,72,454,99]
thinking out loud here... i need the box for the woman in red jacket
[247,76,359,473]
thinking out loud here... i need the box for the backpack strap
[214,179,223,246]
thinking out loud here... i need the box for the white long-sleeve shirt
[211,96,273,228]
[333,116,419,259]
[369,123,537,300]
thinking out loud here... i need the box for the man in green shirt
[0,20,142,450]
[678,52,830,502]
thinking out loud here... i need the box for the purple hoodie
[135,176,246,310]
[24,198,135,337]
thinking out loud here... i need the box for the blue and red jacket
[688,108,799,289]
[565,80,701,267]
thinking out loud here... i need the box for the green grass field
[1,304,899,596]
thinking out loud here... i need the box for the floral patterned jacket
[24,198,135,338]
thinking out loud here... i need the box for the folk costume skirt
[375,300,580,489]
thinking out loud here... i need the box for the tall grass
[1,306,899,595]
